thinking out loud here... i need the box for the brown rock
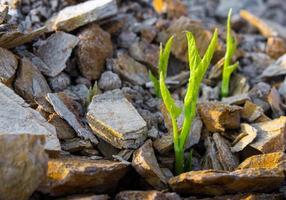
[132,140,168,189]
[0,134,48,200]
[64,194,109,200]
[198,102,242,132]
[169,168,284,195]
[250,116,286,153]
[129,40,159,69]
[0,47,18,85]
[48,0,118,32]
[213,133,239,171]
[261,54,286,79]
[166,0,188,19]
[76,24,113,80]
[153,134,173,155]
[36,32,79,77]
[203,135,223,170]
[266,37,286,59]
[241,100,269,123]
[87,89,147,149]
[62,138,93,153]
[222,93,251,106]
[114,51,149,85]
[39,157,129,196]
[14,58,52,111]
[267,87,285,118]
[115,191,181,200]
[201,193,283,200]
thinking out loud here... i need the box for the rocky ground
[1,0,286,199]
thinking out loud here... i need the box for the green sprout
[221,9,239,97]
[85,82,98,109]
[149,71,161,98]
[159,30,218,174]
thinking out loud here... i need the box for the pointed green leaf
[186,31,201,71]
[149,71,160,98]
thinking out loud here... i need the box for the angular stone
[129,40,159,68]
[76,24,113,80]
[266,37,286,59]
[267,87,285,118]
[98,71,122,91]
[0,134,48,200]
[169,168,284,195]
[48,0,118,32]
[115,191,181,200]
[87,89,147,149]
[222,93,251,106]
[0,82,60,151]
[213,133,239,171]
[14,58,52,110]
[237,152,286,170]
[231,124,257,153]
[250,116,286,153]
[0,47,18,85]
[153,134,173,155]
[203,135,223,170]
[64,194,109,200]
[0,4,8,24]
[62,138,93,153]
[198,102,242,132]
[261,54,286,78]
[241,100,269,123]
[240,10,286,39]
[36,32,79,77]
[48,72,71,92]
[39,157,129,196]
[46,92,98,145]
[132,140,168,189]
[114,51,149,85]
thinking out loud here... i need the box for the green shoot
[149,71,161,98]
[85,82,98,109]
[159,30,218,174]
[221,9,239,97]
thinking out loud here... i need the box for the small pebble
[98,71,122,91]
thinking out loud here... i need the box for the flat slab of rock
[238,152,286,170]
[198,102,242,132]
[169,168,284,195]
[48,0,118,32]
[115,191,180,200]
[87,89,147,149]
[132,140,168,189]
[0,82,60,151]
[250,116,286,153]
[46,92,98,145]
[0,134,48,200]
[261,54,286,79]
[0,47,18,84]
[36,32,79,77]
[39,157,129,196]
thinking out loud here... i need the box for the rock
[213,133,239,171]
[47,92,98,145]
[169,168,284,195]
[261,54,286,79]
[249,82,271,111]
[250,116,286,153]
[267,87,285,118]
[0,4,8,24]
[48,113,76,140]
[0,82,60,152]
[222,93,251,105]
[140,26,157,43]
[230,74,250,96]
[241,100,269,123]
[14,58,52,110]
[158,16,222,63]
[0,47,18,85]
[129,40,159,68]
[153,134,173,155]
[47,0,118,32]
[132,140,168,189]
[231,123,257,152]
[98,71,122,91]
[62,138,93,153]
[118,31,138,49]
[76,24,113,80]
[203,135,223,170]
[64,194,109,200]
[48,72,71,92]
[0,134,48,200]
[36,32,79,77]
[114,51,149,85]
[39,157,129,196]
[237,152,286,170]
[115,191,181,200]
[266,37,286,59]
[87,89,147,149]
[240,10,286,39]
[166,0,188,19]
[198,102,242,132]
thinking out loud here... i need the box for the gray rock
[64,84,89,105]
[0,134,48,200]
[36,32,79,77]
[87,89,147,149]
[261,54,286,78]
[47,0,118,32]
[117,31,138,48]
[46,92,98,145]
[0,47,18,84]
[48,72,71,92]
[98,71,122,91]
[0,82,60,152]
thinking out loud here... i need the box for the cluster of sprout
[150,9,237,174]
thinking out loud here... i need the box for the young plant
[159,30,218,174]
[85,82,98,109]
[149,71,161,98]
[221,9,239,97]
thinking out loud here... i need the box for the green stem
[221,72,230,97]
[174,147,184,174]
